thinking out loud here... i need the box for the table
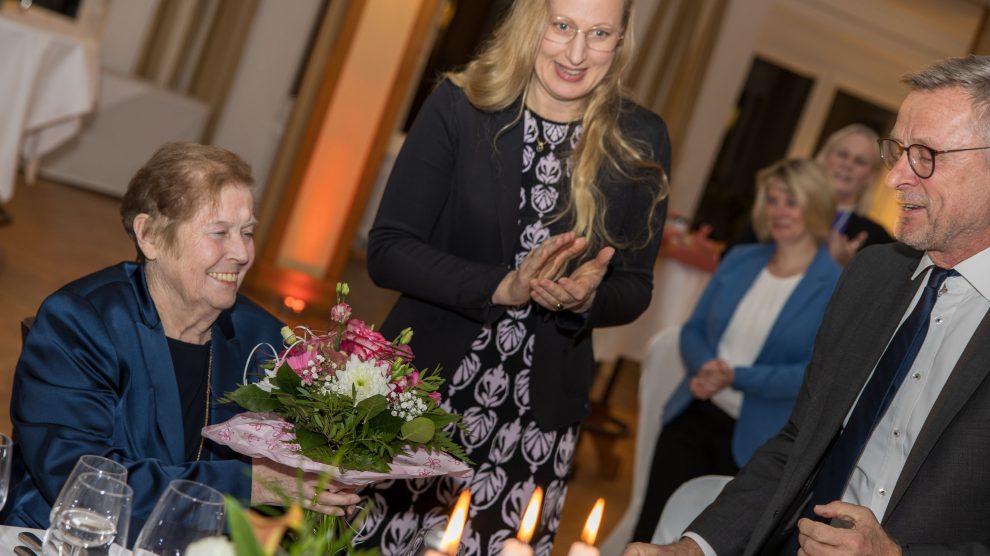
[0,525,42,556]
[0,6,99,204]
[592,256,713,364]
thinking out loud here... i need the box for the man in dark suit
[625,54,990,555]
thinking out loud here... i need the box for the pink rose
[340,320,414,362]
[428,391,442,405]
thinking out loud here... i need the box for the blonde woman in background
[816,123,893,265]
[361,0,670,553]
[631,159,841,543]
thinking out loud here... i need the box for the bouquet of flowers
[205,283,471,481]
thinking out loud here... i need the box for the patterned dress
[354,110,584,555]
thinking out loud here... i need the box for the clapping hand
[689,358,734,400]
[492,232,587,307]
[530,245,614,313]
[827,230,867,267]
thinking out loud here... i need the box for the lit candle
[435,490,471,555]
[502,487,543,556]
[566,498,605,556]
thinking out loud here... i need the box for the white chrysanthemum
[185,536,235,556]
[330,354,391,403]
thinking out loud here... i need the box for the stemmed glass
[50,455,128,523]
[43,472,133,556]
[0,434,13,511]
[132,480,226,556]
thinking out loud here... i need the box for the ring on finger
[554,302,564,311]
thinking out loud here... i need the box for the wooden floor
[0,178,642,555]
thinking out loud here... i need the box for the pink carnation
[330,303,352,323]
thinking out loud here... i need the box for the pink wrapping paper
[202,412,472,487]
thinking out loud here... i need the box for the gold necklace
[535,134,547,152]
[195,345,213,461]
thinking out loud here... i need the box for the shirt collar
[912,246,990,301]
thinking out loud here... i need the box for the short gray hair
[903,55,990,140]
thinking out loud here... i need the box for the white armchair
[600,325,686,554]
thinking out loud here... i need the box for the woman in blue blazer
[632,159,842,542]
[2,144,359,541]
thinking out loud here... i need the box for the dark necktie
[781,265,955,554]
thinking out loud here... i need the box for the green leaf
[224,496,265,556]
[367,411,403,437]
[400,416,435,443]
[227,384,280,412]
[274,362,302,392]
[355,395,388,422]
[294,426,328,450]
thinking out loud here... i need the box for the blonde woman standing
[362,0,669,553]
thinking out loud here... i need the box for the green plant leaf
[294,426,328,450]
[224,496,265,556]
[274,362,302,392]
[400,416,435,443]
[227,385,280,412]
[355,395,388,422]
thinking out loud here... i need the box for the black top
[166,337,210,461]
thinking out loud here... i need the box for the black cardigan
[367,80,670,430]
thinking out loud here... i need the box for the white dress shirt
[844,249,990,518]
[685,246,990,555]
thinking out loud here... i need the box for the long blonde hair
[446,0,669,250]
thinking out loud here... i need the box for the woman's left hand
[530,246,615,313]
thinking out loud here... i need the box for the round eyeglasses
[544,16,623,52]
[877,137,990,179]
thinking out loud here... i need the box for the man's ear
[132,214,160,261]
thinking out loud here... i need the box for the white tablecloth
[0,8,99,203]
[0,525,42,556]
[593,256,712,363]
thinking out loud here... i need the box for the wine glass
[0,434,13,511]
[51,455,128,523]
[132,480,226,556]
[43,472,133,556]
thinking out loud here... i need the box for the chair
[651,475,733,545]
[599,326,687,554]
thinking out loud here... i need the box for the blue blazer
[663,243,840,465]
[3,262,283,538]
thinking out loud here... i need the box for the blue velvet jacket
[2,262,283,537]
[664,243,841,465]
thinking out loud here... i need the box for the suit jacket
[367,80,670,431]
[690,243,990,554]
[665,243,840,465]
[842,211,893,249]
[3,262,283,538]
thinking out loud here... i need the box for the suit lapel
[490,107,524,260]
[761,247,828,354]
[885,309,990,517]
[137,324,185,463]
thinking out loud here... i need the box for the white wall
[210,0,324,198]
[671,0,982,218]
[100,0,159,75]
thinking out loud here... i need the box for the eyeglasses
[543,16,623,52]
[877,138,990,179]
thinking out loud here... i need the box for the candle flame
[439,490,471,554]
[517,486,544,543]
[580,498,605,545]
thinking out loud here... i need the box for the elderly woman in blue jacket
[2,143,359,539]
[632,159,842,542]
